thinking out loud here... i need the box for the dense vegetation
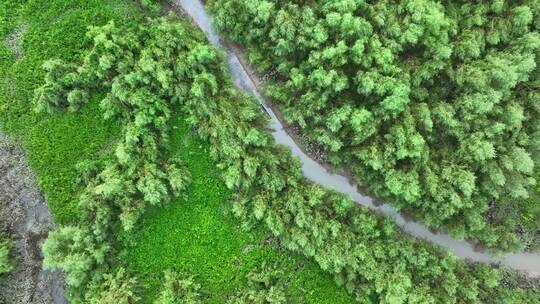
[7,6,351,302]
[153,270,203,304]
[0,1,356,303]
[2,0,539,303]
[152,264,294,304]
[0,0,138,223]
[207,0,540,252]
[226,263,291,303]
[171,20,539,301]
[123,116,353,303]
[84,267,140,304]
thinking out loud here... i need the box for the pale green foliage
[154,270,203,304]
[85,268,140,304]
[32,7,540,304]
[227,263,288,304]
[33,59,88,113]
[139,0,161,14]
[36,16,214,300]
[35,16,196,235]
[42,226,108,288]
[0,238,13,275]
[208,0,540,252]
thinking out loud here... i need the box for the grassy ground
[0,0,137,222]
[0,0,356,302]
[123,117,356,303]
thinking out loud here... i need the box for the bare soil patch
[5,24,26,61]
[0,133,67,304]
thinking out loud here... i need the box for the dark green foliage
[227,263,289,304]
[485,270,540,303]
[207,0,540,251]
[528,169,540,250]
[0,238,13,275]
[154,270,203,304]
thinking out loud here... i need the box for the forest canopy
[31,8,540,304]
[207,0,540,252]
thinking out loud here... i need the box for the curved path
[175,0,540,277]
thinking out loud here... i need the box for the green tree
[208,0,540,252]
[227,263,289,304]
[85,268,140,304]
[154,270,203,304]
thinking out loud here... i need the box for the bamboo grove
[32,15,540,303]
[207,0,540,252]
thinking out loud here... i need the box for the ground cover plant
[124,116,355,303]
[0,0,138,223]
[207,0,540,252]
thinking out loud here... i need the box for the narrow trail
[174,0,540,277]
[0,133,68,304]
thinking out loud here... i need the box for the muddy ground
[0,133,67,304]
